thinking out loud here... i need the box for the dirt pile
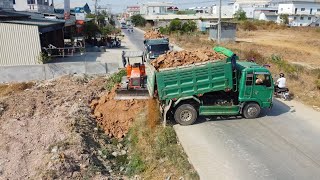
[151,48,226,70]
[144,30,166,39]
[90,88,146,139]
[0,75,128,179]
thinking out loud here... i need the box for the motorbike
[274,86,290,100]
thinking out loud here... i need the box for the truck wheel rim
[247,107,258,117]
[180,110,192,122]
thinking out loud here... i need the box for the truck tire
[174,104,198,125]
[243,102,261,119]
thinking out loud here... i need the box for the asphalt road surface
[124,26,320,180]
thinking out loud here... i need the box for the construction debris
[151,48,226,70]
[91,87,146,139]
[144,30,166,39]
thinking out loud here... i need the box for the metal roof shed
[0,19,65,66]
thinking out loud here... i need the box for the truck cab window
[246,73,253,86]
[255,74,271,87]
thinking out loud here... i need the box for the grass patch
[105,69,126,91]
[125,110,199,179]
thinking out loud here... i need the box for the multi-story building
[0,0,14,10]
[140,2,174,16]
[277,0,320,26]
[126,6,140,17]
[13,0,54,13]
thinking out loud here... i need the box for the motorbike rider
[275,73,286,92]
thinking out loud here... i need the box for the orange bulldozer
[115,51,150,100]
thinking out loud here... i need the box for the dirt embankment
[90,88,146,139]
[151,48,226,70]
[0,75,128,179]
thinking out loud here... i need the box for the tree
[234,9,247,21]
[131,14,146,27]
[86,13,96,19]
[280,14,289,25]
[181,20,197,33]
[83,21,100,39]
[169,18,182,32]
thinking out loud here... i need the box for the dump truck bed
[146,59,234,101]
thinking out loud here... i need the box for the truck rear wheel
[243,102,261,119]
[174,104,198,125]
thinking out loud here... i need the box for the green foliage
[126,153,145,176]
[38,52,51,64]
[280,14,289,25]
[131,14,146,27]
[161,19,197,34]
[105,69,127,91]
[86,13,96,18]
[234,9,247,21]
[97,14,107,27]
[83,21,100,39]
[181,20,197,33]
[169,18,182,32]
[100,24,116,36]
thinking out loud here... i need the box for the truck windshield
[149,44,170,52]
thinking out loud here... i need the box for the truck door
[244,73,254,97]
[252,72,273,108]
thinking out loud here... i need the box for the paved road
[123,26,320,180]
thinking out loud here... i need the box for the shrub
[234,9,247,21]
[243,49,264,64]
[131,14,146,27]
[169,18,182,32]
[181,20,197,33]
[241,21,257,31]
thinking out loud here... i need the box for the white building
[233,0,275,18]
[140,2,175,16]
[13,0,54,13]
[277,0,320,26]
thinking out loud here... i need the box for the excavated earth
[143,30,166,39]
[0,75,130,179]
[151,48,226,70]
[90,88,146,139]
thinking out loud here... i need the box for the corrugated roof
[2,18,64,27]
[0,10,29,18]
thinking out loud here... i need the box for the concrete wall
[0,62,119,83]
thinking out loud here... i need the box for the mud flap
[163,100,172,127]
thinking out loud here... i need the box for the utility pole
[94,0,98,23]
[217,0,222,44]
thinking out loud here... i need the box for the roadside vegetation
[159,18,197,34]
[131,14,147,27]
[125,100,199,179]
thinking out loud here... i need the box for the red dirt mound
[151,48,226,70]
[90,88,146,139]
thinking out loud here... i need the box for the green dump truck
[146,47,274,125]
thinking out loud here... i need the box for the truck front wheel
[174,104,198,125]
[243,102,261,119]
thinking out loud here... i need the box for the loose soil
[144,30,166,39]
[91,88,146,139]
[151,48,226,70]
[0,75,128,179]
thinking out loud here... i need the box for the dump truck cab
[144,38,170,60]
[237,62,274,109]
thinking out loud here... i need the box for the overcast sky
[54,0,231,13]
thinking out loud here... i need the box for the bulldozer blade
[115,89,150,100]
